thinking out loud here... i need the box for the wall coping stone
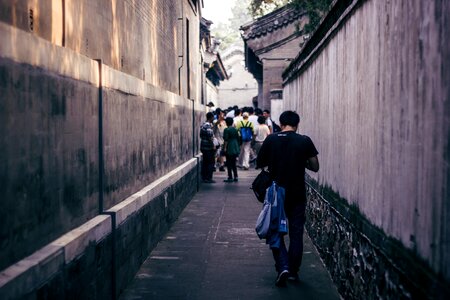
[0,244,63,299]
[108,158,198,225]
[0,215,110,299]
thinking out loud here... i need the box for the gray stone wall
[305,179,449,299]
[0,0,205,291]
[282,0,450,297]
[101,74,196,209]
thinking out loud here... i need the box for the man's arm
[306,156,319,172]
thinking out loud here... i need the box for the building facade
[200,17,228,107]
[241,5,308,112]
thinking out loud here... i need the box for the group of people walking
[201,106,321,288]
[200,105,275,184]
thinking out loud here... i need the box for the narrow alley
[0,0,449,299]
[119,169,340,300]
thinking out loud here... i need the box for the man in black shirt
[256,110,319,286]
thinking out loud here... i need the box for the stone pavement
[119,168,341,300]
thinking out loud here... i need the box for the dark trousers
[272,200,306,274]
[201,150,216,181]
[225,154,238,179]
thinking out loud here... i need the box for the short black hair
[225,117,234,126]
[263,109,270,114]
[257,116,266,124]
[279,111,300,127]
[206,112,214,120]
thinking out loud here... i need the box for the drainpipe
[95,59,104,214]
[95,59,117,300]
[62,0,65,46]
[178,0,184,95]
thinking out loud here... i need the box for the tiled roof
[241,6,303,40]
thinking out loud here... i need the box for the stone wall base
[0,158,200,300]
[305,177,449,300]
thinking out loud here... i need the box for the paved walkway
[120,169,341,300]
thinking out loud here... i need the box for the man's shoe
[203,179,216,183]
[219,166,225,172]
[287,272,299,282]
[224,178,233,183]
[275,270,289,287]
[233,178,238,182]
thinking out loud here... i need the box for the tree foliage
[249,0,289,17]
[211,0,253,51]
[249,0,333,33]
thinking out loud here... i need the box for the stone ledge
[108,158,198,225]
[51,215,112,263]
[0,244,63,299]
[0,215,111,299]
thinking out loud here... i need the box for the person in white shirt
[226,108,235,118]
[248,107,259,128]
[233,108,243,127]
[254,116,270,156]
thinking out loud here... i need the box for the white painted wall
[218,51,257,109]
[284,0,450,279]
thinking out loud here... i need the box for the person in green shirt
[223,117,240,182]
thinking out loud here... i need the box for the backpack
[239,121,253,142]
[272,121,281,133]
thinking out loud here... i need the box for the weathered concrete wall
[0,0,204,285]
[100,65,197,209]
[283,0,450,297]
[0,22,100,271]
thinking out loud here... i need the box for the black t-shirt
[256,131,318,203]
